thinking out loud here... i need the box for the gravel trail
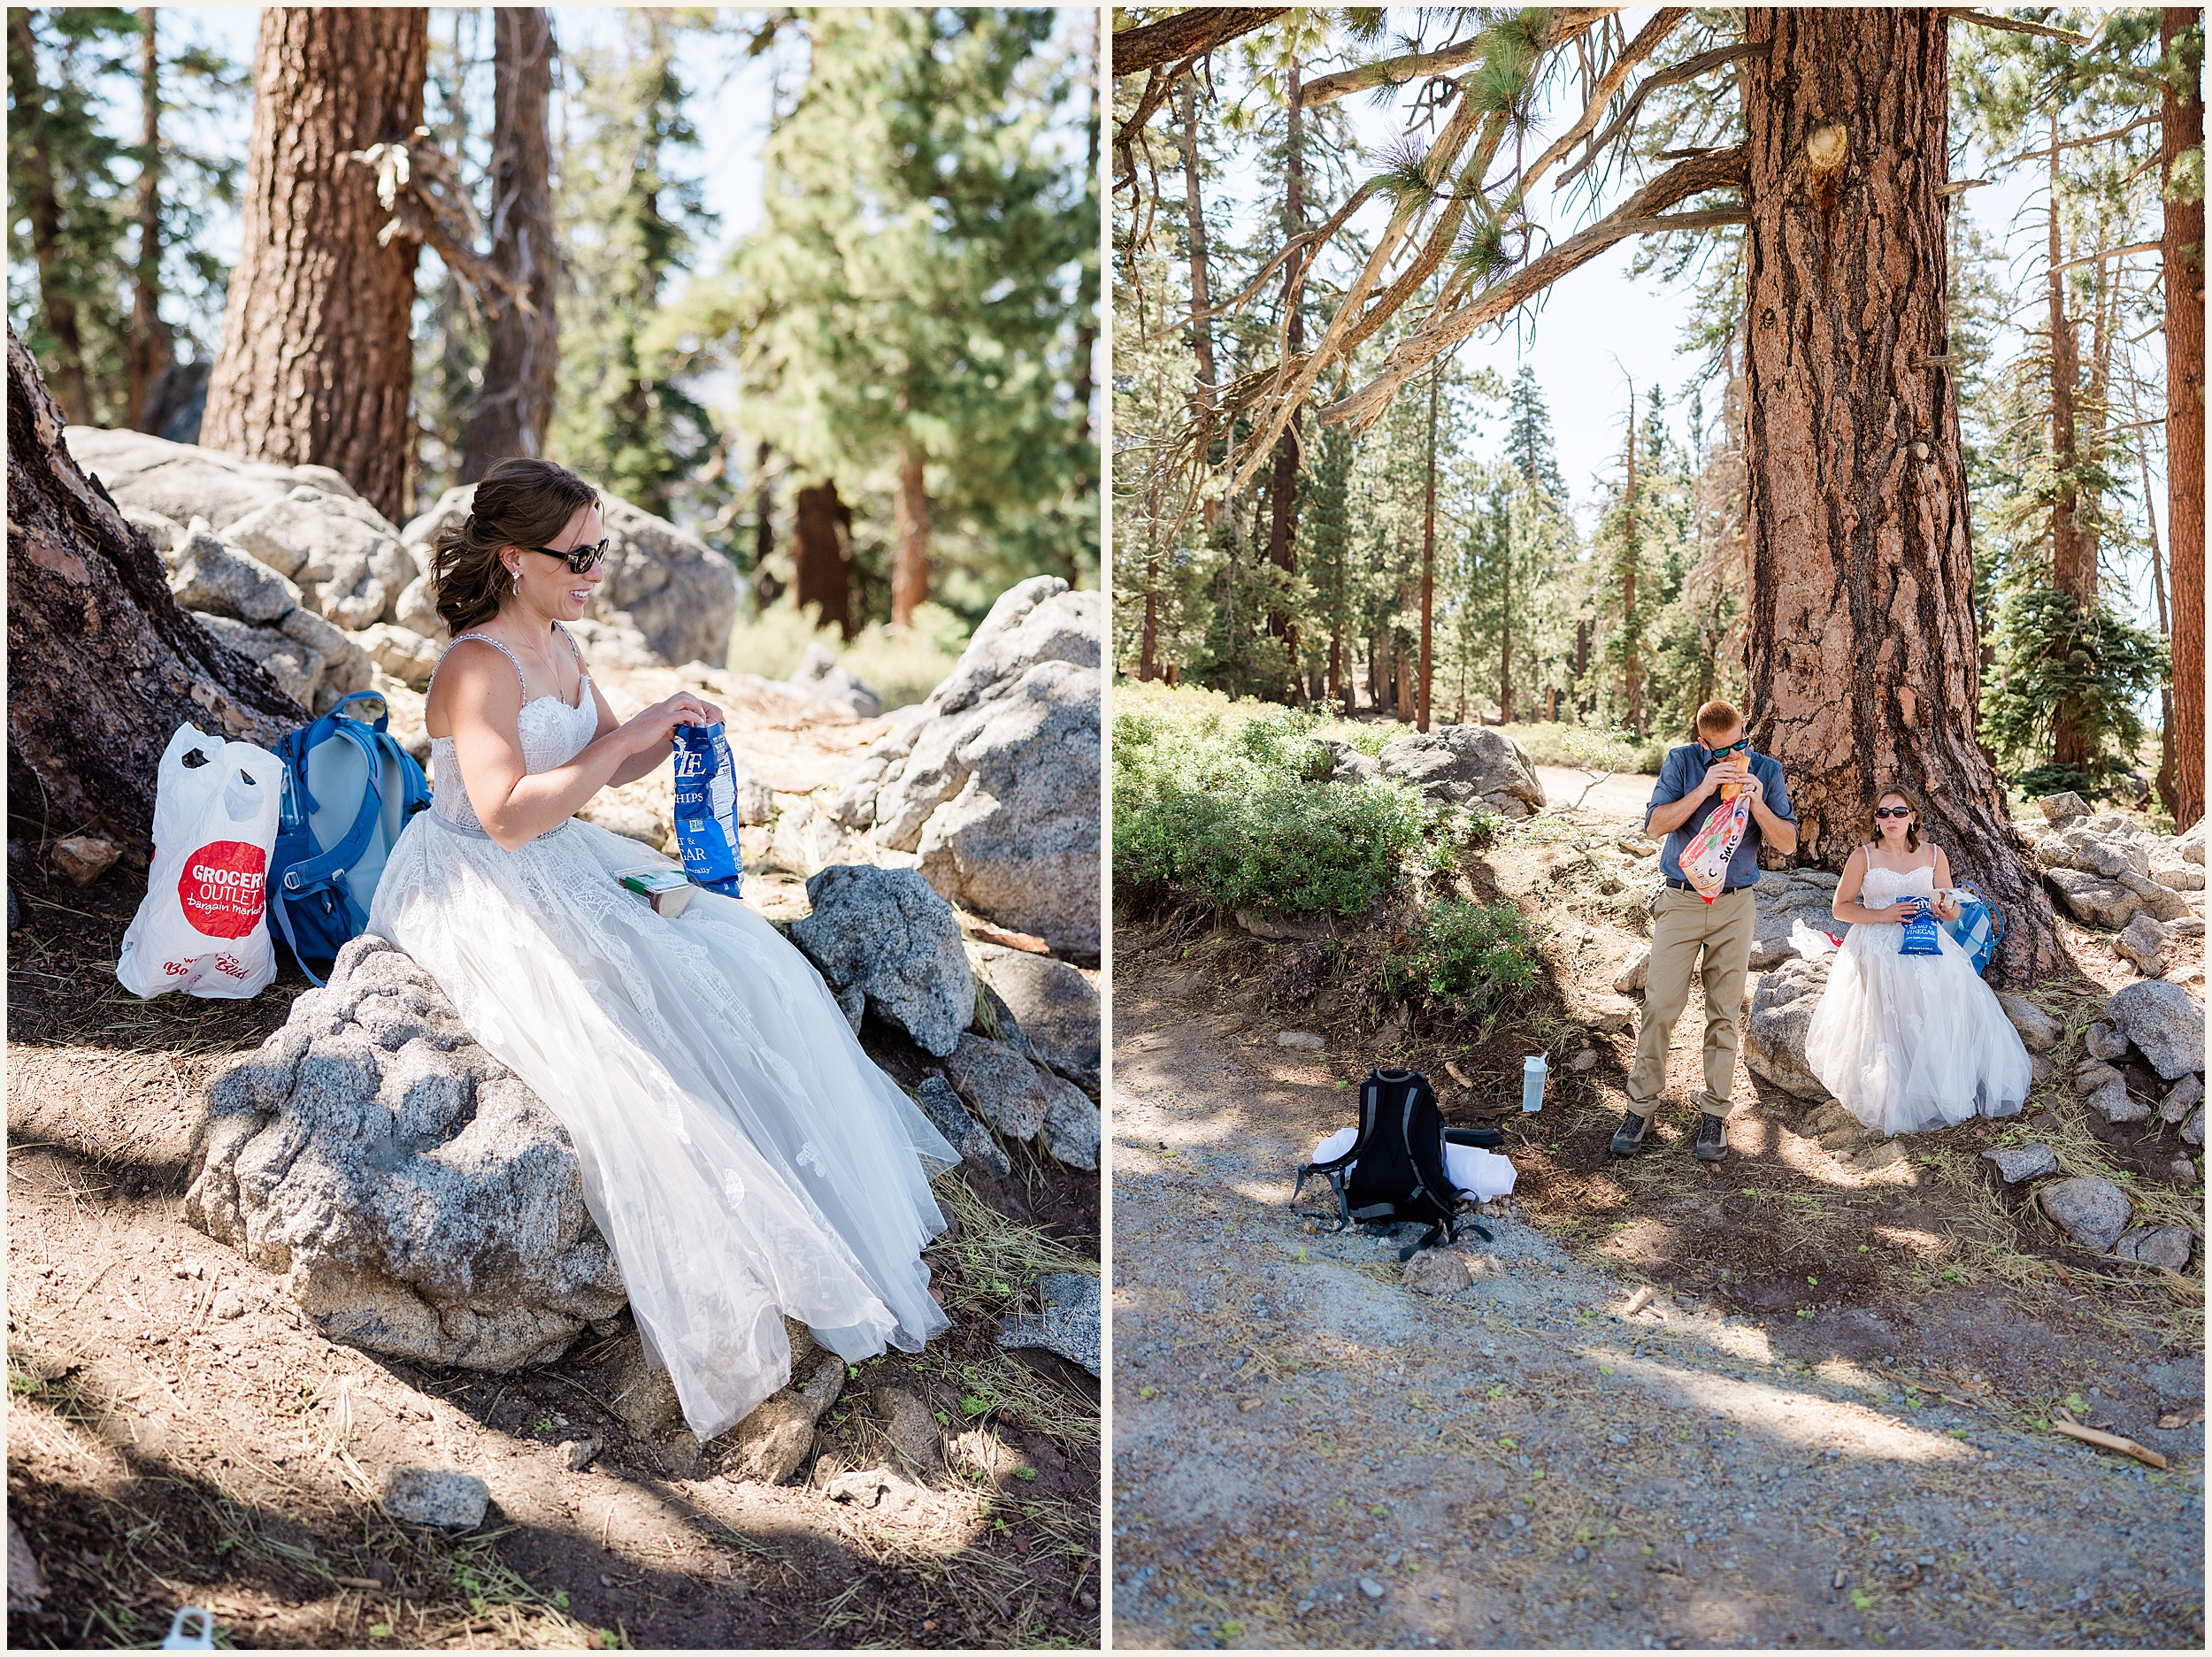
[1110,986,2205,1651]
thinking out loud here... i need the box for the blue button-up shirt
[1646,743,1795,889]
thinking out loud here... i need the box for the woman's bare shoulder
[425,634,524,735]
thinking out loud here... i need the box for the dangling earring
[509,563,521,595]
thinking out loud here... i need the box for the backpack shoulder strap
[273,719,387,894]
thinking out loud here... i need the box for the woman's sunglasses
[1874,806,1914,819]
[527,540,611,575]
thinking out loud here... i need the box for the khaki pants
[1626,886,1756,1120]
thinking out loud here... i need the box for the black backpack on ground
[1293,1068,1502,1260]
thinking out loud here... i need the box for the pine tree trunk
[458,5,558,482]
[750,440,783,608]
[1264,58,1304,683]
[2045,120,2093,770]
[2162,6,2205,831]
[892,445,930,629]
[793,479,855,642]
[1620,399,1642,734]
[127,7,173,433]
[1418,368,1436,732]
[1740,6,2066,984]
[8,327,301,852]
[200,7,427,524]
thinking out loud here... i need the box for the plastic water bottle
[1521,1055,1548,1113]
[162,1608,214,1651]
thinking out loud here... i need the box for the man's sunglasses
[1874,806,1914,819]
[527,540,611,575]
[1703,738,1750,759]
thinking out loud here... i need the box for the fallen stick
[1623,1285,1655,1316]
[2050,1420,2168,1469]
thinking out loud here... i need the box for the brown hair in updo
[1870,785,1926,853]
[431,457,600,634]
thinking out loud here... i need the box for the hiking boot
[1609,1109,1653,1156]
[1695,1112,1729,1162]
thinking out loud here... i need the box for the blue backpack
[1940,879,2005,976]
[267,691,431,985]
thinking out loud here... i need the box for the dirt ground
[5,692,1100,1651]
[1110,796,2204,1651]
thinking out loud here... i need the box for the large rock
[1374,725,1545,818]
[787,865,974,1058]
[2038,791,2091,826]
[229,490,413,629]
[912,1073,1010,1178]
[184,936,626,1369]
[2106,979,2208,1081]
[168,518,301,624]
[1742,954,1835,1101]
[2045,867,2143,930]
[2112,1225,2194,1271]
[1994,993,2063,1054]
[847,578,1101,955]
[941,1032,1056,1140]
[968,944,1100,1090]
[65,426,368,536]
[2039,1176,2133,1254]
[1038,1071,1102,1170]
[403,486,738,670]
[1748,872,1850,970]
[775,643,882,719]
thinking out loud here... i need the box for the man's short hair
[1694,700,1743,740]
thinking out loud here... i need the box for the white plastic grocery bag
[117,723,284,999]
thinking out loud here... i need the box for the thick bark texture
[892,445,929,629]
[200,8,427,524]
[1740,6,2066,985]
[458,6,558,482]
[8,328,302,852]
[2163,7,2205,831]
[1111,8,1289,77]
[792,479,855,642]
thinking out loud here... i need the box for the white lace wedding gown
[1802,859,2031,1135]
[366,639,954,1440]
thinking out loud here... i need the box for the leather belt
[1665,877,1753,895]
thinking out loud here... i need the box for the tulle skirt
[1802,915,2031,1136]
[368,810,954,1440]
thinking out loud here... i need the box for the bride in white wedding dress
[366,458,953,1441]
[1803,786,2031,1135]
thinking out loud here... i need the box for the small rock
[2085,1076,2150,1124]
[1586,996,1637,1033]
[871,1385,941,1473]
[1402,1250,1475,1296]
[728,1350,846,1485]
[1614,946,1651,997]
[1567,1048,1600,1073]
[562,1438,597,1471]
[7,1517,43,1611]
[2074,1058,2124,1093]
[2160,1075,2204,1124]
[2182,1106,2204,1148]
[2046,867,2143,930]
[787,866,974,1059]
[912,1073,1010,1178]
[1359,1576,1386,1599]
[942,1033,1057,1141]
[50,834,120,887]
[967,945,1100,1087]
[2038,791,2091,826]
[1982,1143,2057,1184]
[382,1468,489,1529]
[2116,914,2172,976]
[659,1432,703,1478]
[2039,1176,2133,1254]
[1276,1030,1325,1050]
[1037,1076,1102,1171]
[1994,993,2062,1053]
[212,1292,246,1319]
[2085,1021,2131,1061]
[605,1334,687,1437]
[2112,1225,2194,1271]
[997,1271,1102,1377]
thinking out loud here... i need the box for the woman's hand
[618,692,727,756]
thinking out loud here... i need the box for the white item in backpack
[117,723,283,999]
[1309,1127,1517,1201]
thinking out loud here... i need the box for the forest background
[9,4,1101,709]
[1112,4,2198,825]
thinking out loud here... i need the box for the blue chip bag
[671,722,743,898]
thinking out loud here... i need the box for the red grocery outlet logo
[178,840,268,940]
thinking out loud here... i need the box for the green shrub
[1383,900,1544,1021]
[1113,682,1459,917]
[726,600,970,711]
[1495,720,1667,777]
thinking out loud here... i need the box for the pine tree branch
[2049,239,2162,275]
[1317,146,1747,436]
[1516,8,1691,197]
[1938,8,2093,48]
[1296,9,1615,109]
[1554,41,1755,191]
[1110,8,1290,78]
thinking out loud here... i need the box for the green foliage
[1979,587,2169,794]
[695,7,1096,621]
[1383,899,1544,1023]
[1113,682,1457,917]
[1496,721,1665,777]
[725,598,969,712]
[550,12,721,520]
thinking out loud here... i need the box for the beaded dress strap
[430,632,530,697]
